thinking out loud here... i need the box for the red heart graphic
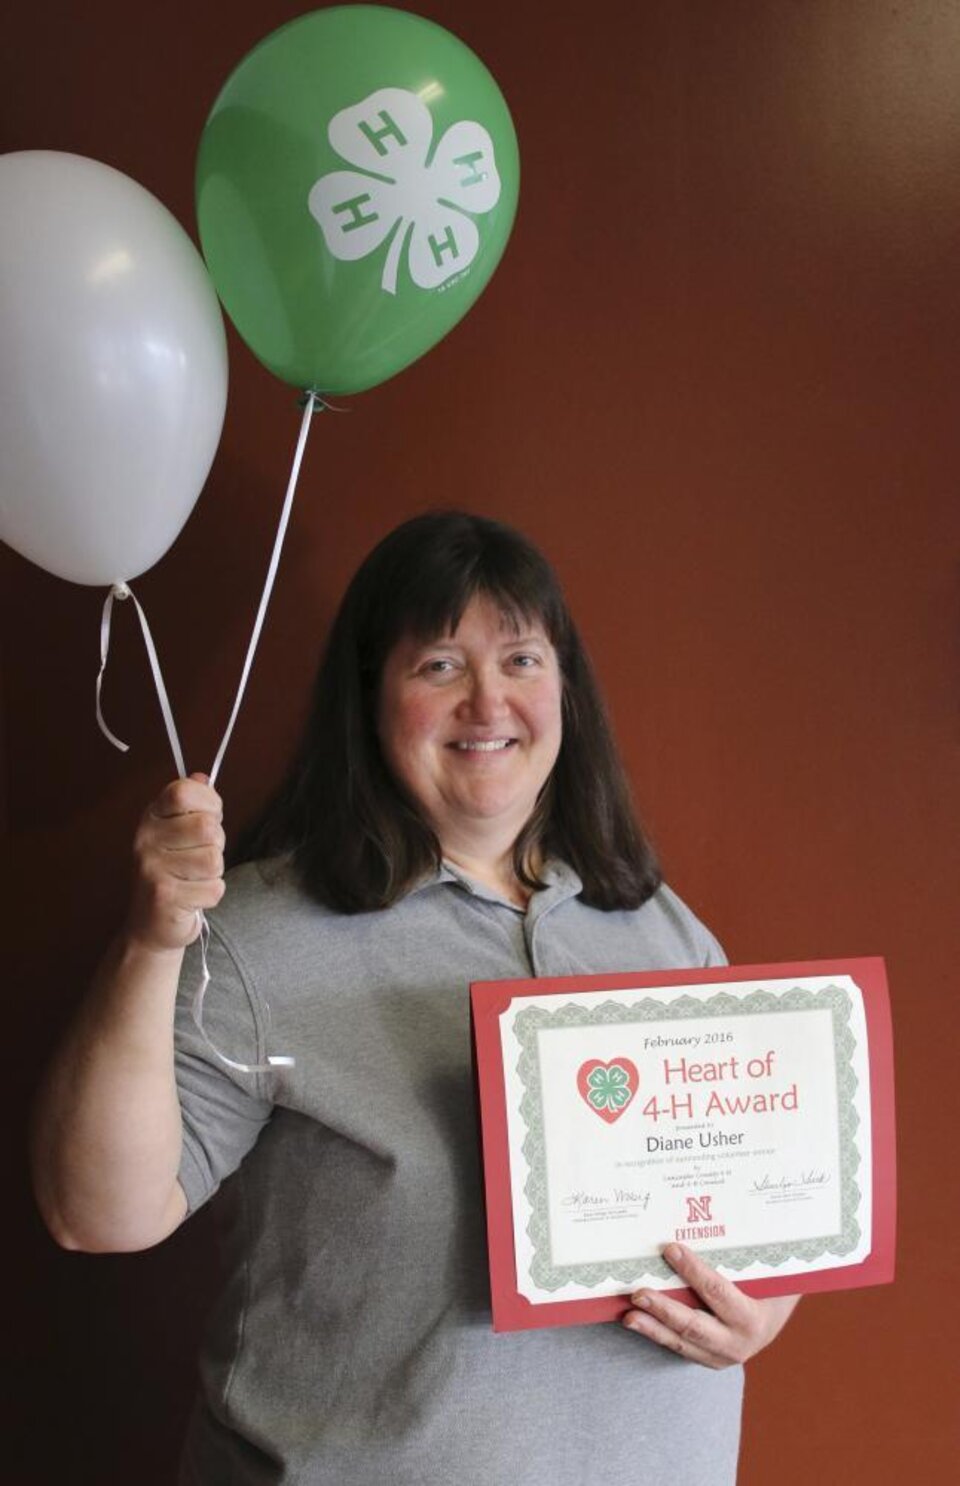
[576,1057,639,1124]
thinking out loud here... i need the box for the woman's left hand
[622,1243,800,1369]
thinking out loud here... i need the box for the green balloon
[196,5,519,394]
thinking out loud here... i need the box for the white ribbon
[192,914,294,1073]
[94,392,333,1073]
[96,582,186,778]
[207,391,319,788]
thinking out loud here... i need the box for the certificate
[471,958,895,1331]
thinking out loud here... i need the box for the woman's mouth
[449,739,517,752]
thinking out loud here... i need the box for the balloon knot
[298,390,347,415]
[111,582,131,601]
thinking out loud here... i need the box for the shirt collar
[409,857,583,915]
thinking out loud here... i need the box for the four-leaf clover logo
[308,87,502,295]
[586,1064,633,1113]
[576,1057,639,1125]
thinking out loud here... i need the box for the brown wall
[4,2,958,1481]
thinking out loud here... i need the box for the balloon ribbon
[95,391,333,1072]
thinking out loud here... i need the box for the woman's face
[377,593,563,859]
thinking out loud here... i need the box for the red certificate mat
[471,958,895,1332]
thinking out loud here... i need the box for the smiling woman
[32,512,797,1486]
[377,596,563,902]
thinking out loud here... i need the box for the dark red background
[4,3,958,1482]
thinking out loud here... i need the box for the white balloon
[0,151,227,585]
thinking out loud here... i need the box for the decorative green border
[514,985,862,1293]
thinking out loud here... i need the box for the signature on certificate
[561,1188,652,1214]
[752,1170,830,1193]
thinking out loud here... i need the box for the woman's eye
[510,653,540,668]
[421,658,456,675]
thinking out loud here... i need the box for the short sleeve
[654,883,728,968]
[702,925,728,967]
[174,920,274,1213]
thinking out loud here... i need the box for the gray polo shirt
[175,859,742,1486]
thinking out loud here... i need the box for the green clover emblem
[586,1063,634,1114]
[308,87,502,296]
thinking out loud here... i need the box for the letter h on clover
[308,87,502,294]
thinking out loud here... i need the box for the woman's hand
[622,1243,800,1369]
[127,773,226,953]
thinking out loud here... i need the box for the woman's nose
[458,666,508,721]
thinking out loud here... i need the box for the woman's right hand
[126,772,226,953]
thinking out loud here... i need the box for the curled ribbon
[191,913,294,1073]
[96,581,186,778]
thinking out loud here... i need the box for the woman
[33,512,797,1485]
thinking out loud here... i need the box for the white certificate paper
[471,959,895,1331]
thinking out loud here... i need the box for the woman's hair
[236,511,661,912]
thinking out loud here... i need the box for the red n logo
[685,1194,713,1224]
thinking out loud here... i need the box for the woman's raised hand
[127,773,226,953]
